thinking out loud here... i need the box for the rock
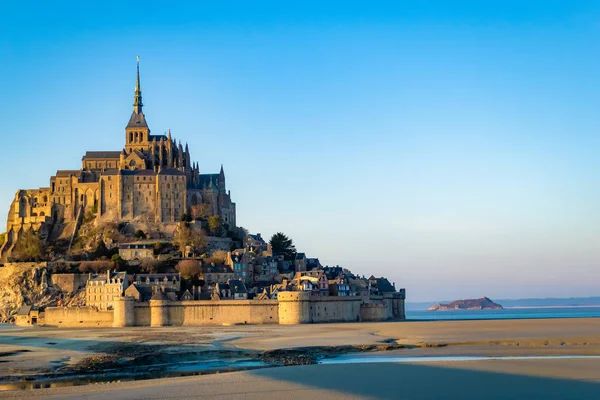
[428,297,503,311]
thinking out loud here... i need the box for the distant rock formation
[428,297,503,311]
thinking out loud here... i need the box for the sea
[406,306,600,321]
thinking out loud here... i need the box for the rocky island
[428,297,503,311]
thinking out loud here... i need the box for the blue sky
[1,1,599,301]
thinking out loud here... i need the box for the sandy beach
[1,318,600,398]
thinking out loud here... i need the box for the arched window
[130,132,133,142]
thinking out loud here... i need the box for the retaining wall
[44,306,113,327]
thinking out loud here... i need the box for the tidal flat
[1,318,600,398]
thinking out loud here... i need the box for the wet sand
[1,318,600,398]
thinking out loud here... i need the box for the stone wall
[45,292,404,328]
[51,273,89,293]
[277,292,404,324]
[114,298,279,327]
[44,306,114,327]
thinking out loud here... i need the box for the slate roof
[376,278,396,293]
[199,174,220,188]
[149,134,168,141]
[247,234,265,243]
[295,253,306,260]
[82,151,121,160]
[119,169,156,176]
[201,264,233,273]
[127,110,148,128]
[228,280,248,295]
[55,170,81,177]
[120,243,154,250]
[158,168,186,176]
[150,290,169,301]
[126,284,153,301]
[134,273,179,282]
[17,305,32,316]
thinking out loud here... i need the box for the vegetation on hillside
[176,259,202,280]
[173,224,207,256]
[11,229,44,262]
[270,232,296,260]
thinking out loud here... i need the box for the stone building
[0,58,236,262]
[119,243,154,260]
[86,270,128,310]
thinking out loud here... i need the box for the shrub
[134,230,146,240]
[176,259,202,280]
[78,260,115,274]
[12,229,44,262]
[140,259,160,273]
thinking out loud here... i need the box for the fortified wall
[42,292,405,327]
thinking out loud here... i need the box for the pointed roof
[127,56,149,129]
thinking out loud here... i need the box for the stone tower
[125,56,150,154]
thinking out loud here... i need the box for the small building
[294,253,307,272]
[86,270,128,310]
[124,284,153,302]
[228,279,248,300]
[329,278,351,297]
[254,256,278,283]
[296,269,329,296]
[15,305,40,326]
[231,249,254,284]
[119,243,154,260]
[200,264,235,285]
[132,273,181,292]
[244,233,267,253]
[212,279,248,300]
[348,278,369,296]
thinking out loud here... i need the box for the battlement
[41,292,405,328]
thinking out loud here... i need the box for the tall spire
[133,56,143,114]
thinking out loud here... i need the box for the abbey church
[0,59,236,261]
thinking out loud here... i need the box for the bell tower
[125,56,150,154]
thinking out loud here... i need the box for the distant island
[428,297,503,311]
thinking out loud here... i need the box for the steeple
[126,56,149,134]
[133,56,143,114]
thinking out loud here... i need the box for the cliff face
[0,263,84,323]
[428,297,503,311]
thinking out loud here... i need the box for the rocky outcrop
[0,263,85,323]
[428,297,503,311]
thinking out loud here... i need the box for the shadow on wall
[246,362,600,400]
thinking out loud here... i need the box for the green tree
[208,215,223,236]
[0,232,5,247]
[269,232,296,261]
[12,229,44,262]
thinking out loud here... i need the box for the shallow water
[320,354,600,365]
[406,306,600,321]
[3,354,600,391]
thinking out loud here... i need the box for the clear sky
[1,1,599,302]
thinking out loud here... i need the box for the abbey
[0,59,236,261]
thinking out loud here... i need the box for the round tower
[113,297,135,327]
[150,291,170,327]
[277,292,312,324]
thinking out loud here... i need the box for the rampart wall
[43,293,405,327]
[44,307,114,327]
